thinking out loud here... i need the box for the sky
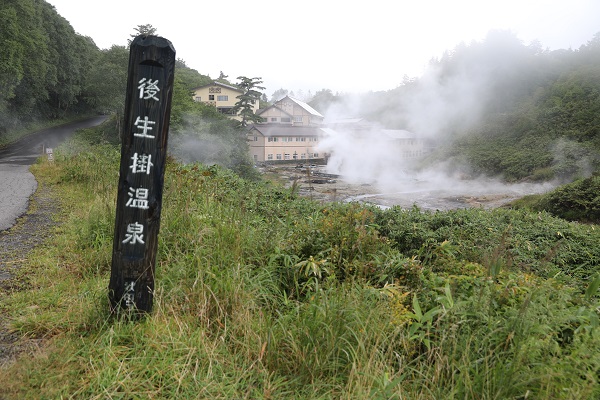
[48,0,600,97]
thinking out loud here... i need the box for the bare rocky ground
[262,163,542,210]
[0,181,57,368]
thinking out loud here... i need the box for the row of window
[194,95,229,102]
[402,150,425,157]
[266,136,318,142]
[266,153,319,160]
[270,116,303,123]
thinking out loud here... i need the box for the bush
[534,175,600,223]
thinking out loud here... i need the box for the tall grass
[1,123,599,398]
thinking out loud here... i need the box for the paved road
[0,116,108,231]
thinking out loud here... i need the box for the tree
[231,76,265,127]
[308,89,339,114]
[174,60,212,90]
[271,88,288,102]
[82,45,128,133]
[128,24,157,44]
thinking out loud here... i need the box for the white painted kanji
[129,153,153,174]
[138,78,160,101]
[122,222,145,245]
[133,116,156,139]
[124,280,136,308]
[126,187,149,209]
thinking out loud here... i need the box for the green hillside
[359,31,600,182]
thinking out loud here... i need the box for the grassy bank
[1,125,599,399]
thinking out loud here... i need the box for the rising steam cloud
[315,35,558,208]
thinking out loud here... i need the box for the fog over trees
[2,1,599,182]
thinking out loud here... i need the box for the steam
[315,34,560,208]
[169,114,238,167]
[171,132,232,165]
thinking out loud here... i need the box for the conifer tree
[232,76,265,127]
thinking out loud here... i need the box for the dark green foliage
[81,45,128,118]
[444,36,600,181]
[532,175,600,223]
[0,0,99,132]
[308,89,341,114]
[231,76,265,127]
[375,206,600,284]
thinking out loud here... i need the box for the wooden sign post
[108,35,175,314]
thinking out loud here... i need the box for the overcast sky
[48,0,600,96]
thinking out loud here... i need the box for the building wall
[192,83,259,120]
[275,99,319,126]
[259,108,293,124]
[247,132,322,162]
[393,138,427,157]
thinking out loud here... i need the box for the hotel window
[217,95,228,101]
[293,116,303,123]
[253,136,258,141]
[194,96,201,102]
[284,153,290,160]
[313,153,319,158]
[281,117,291,123]
[253,155,257,161]
[209,95,215,101]
[271,118,277,122]
[276,154,282,160]
[267,154,273,160]
[300,153,306,159]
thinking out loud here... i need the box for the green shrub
[535,175,600,223]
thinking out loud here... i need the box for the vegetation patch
[0,125,598,398]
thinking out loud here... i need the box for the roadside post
[108,35,175,314]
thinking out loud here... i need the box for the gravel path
[0,180,57,367]
[0,116,107,369]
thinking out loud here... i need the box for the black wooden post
[108,35,175,314]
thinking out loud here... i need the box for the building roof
[326,118,375,130]
[249,124,326,137]
[256,104,293,117]
[290,97,324,118]
[282,96,324,118]
[327,117,368,125]
[192,81,242,92]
